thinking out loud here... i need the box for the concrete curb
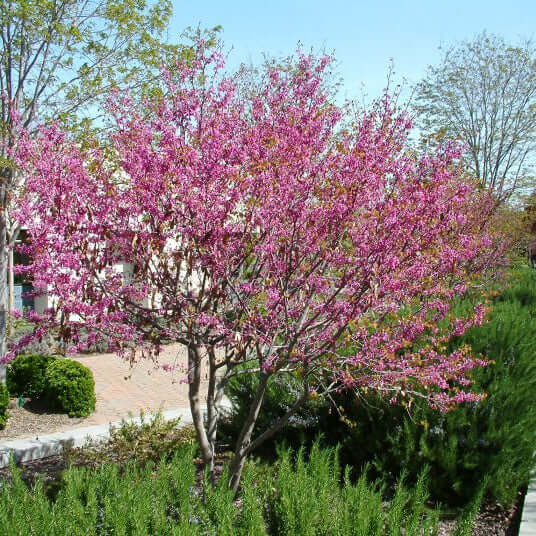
[520,479,536,535]
[0,402,230,468]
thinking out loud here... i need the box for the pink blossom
[12,44,505,415]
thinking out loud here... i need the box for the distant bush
[8,317,59,356]
[45,360,95,417]
[6,353,56,399]
[0,382,9,429]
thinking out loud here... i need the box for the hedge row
[0,441,482,535]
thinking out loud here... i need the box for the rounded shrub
[45,359,96,417]
[6,353,57,398]
[0,382,9,429]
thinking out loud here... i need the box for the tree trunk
[7,246,14,337]
[0,168,9,384]
[187,344,213,473]
[205,348,226,485]
[0,249,6,384]
[228,373,269,494]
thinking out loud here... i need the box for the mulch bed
[0,453,67,487]
[436,498,522,535]
[0,399,85,441]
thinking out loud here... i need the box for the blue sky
[169,0,535,100]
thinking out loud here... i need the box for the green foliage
[5,354,97,418]
[339,267,536,506]
[6,353,57,398]
[258,441,440,536]
[45,359,96,417]
[236,467,269,534]
[328,269,536,505]
[451,481,487,536]
[0,442,446,535]
[224,268,536,507]
[0,382,9,429]
[0,446,198,536]
[221,371,328,455]
[0,1,175,133]
[494,268,536,307]
[68,409,197,468]
[0,1,224,148]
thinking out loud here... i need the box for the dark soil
[0,398,84,441]
[436,498,521,535]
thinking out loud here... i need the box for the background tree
[524,190,536,226]
[524,189,536,265]
[15,44,503,491]
[0,0,190,379]
[415,32,536,199]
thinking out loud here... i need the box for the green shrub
[45,359,96,417]
[69,409,197,468]
[338,269,536,506]
[0,446,197,536]
[0,382,9,429]
[220,370,328,455]
[5,355,96,419]
[256,441,442,536]
[6,353,56,398]
[0,442,451,535]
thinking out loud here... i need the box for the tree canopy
[0,0,179,140]
[0,1,216,373]
[416,32,536,198]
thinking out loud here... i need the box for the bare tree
[416,32,536,199]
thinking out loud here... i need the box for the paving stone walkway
[68,343,206,428]
[0,345,218,467]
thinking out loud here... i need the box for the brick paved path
[70,343,206,428]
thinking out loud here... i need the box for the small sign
[14,285,23,312]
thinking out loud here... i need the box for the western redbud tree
[14,42,501,491]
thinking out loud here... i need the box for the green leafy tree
[416,32,536,199]
[0,0,178,131]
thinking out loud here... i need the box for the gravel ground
[437,502,513,535]
[0,399,85,441]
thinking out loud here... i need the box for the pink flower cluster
[12,43,504,410]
